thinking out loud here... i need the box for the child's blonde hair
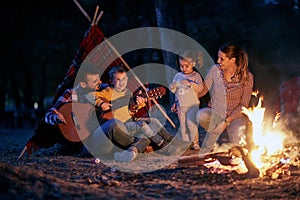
[177,49,203,69]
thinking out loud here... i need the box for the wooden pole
[91,5,99,26]
[72,1,175,128]
[17,146,27,161]
[104,38,176,128]
[73,0,91,22]
[95,10,104,25]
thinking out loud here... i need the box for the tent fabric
[28,25,124,151]
[22,24,154,157]
[52,25,123,105]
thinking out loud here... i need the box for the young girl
[169,50,204,150]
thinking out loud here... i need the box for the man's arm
[45,89,72,125]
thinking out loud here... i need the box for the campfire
[179,91,300,179]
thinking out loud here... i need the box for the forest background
[1,0,300,128]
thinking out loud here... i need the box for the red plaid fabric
[52,25,123,104]
[20,24,150,158]
[27,25,124,151]
[32,25,142,144]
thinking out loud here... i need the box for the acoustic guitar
[58,103,99,142]
[58,86,166,142]
[97,86,167,122]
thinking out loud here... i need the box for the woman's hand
[210,120,226,135]
[171,102,177,113]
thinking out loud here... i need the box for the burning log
[245,120,255,152]
[177,151,227,168]
[178,146,260,178]
[233,146,260,178]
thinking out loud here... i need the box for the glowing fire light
[203,91,295,178]
[242,94,287,176]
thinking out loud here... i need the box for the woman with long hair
[196,42,254,155]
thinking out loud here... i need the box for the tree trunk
[152,0,187,112]
[152,0,186,69]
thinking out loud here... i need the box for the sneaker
[114,150,137,163]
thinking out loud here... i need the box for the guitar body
[58,86,167,142]
[97,86,167,122]
[58,103,100,142]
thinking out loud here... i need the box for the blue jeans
[86,119,150,155]
[225,116,247,146]
[126,118,185,149]
[200,116,247,152]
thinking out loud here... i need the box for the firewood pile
[178,143,300,180]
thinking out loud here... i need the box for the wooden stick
[178,151,227,163]
[95,10,104,25]
[235,146,259,178]
[103,38,176,128]
[73,0,91,22]
[17,145,27,161]
[91,5,99,26]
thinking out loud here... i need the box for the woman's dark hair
[219,42,249,84]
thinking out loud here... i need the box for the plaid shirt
[199,64,253,121]
[45,85,91,125]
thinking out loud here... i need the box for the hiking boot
[114,149,137,163]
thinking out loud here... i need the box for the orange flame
[204,91,295,177]
[242,95,287,177]
[251,90,260,97]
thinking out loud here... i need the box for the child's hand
[171,103,177,113]
[136,96,147,107]
[100,102,112,111]
[179,80,191,87]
